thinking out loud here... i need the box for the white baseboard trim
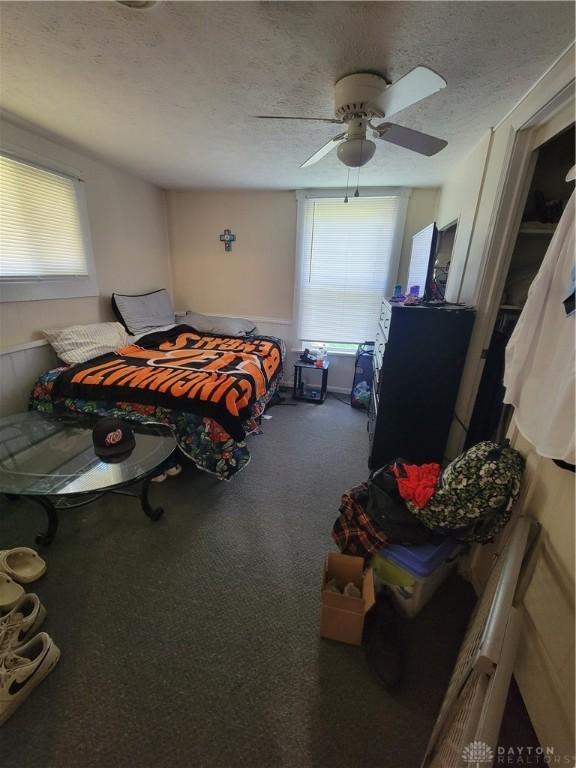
[0,338,49,356]
[327,386,352,395]
[289,347,356,358]
[279,383,351,396]
[176,312,292,326]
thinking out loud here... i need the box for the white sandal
[0,594,47,653]
[0,632,60,726]
[0,574,24,612]
[0,548,47,584]
[152,464,182,483]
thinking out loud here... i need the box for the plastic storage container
[372,538,459,617]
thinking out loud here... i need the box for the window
[0,150,97,302]
[295,189,408,349]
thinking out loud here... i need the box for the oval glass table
[0,411,177,545]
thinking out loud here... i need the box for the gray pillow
[112,289,174,335]
[175,311,257,336]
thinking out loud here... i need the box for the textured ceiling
[0,1,573,189]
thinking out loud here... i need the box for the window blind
[0,153,88,278]
[297,195,402,344]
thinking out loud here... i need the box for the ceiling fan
[256,66,448,168]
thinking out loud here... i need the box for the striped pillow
[43,322,129,364]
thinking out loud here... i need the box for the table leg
[140,477,164,522]
[28,496,59,546]
[322,368,328,402]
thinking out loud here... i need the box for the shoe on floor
[152,464,182,482]
[0,574,24,612]
[0,548,47,584]
[0,594,47,652]
[0,632,60,726]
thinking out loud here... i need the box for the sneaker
[166,464,182,477]
[0,594,46,653]
[151,472,167,483]
[0,632,60,726]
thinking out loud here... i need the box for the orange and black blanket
[53,326,283,441]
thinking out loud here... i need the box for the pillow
[43,322,129,365]
[175,311,257,336]
[112,289,174,335]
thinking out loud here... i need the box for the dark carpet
[1,395,476,768]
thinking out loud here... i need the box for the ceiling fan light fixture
[337,138,376,168]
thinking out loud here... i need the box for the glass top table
[0,411,177,545]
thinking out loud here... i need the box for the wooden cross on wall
[219,229,236,252]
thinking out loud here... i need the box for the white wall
[510,430,575,758]
[167,190,296,322]
[436,133,492,303]
[0,119,172,349]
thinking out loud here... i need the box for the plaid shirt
[331,482,388,559]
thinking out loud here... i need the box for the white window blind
[297,194,404,345]
[0,152,89,279]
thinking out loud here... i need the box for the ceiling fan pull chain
[344,168,350,203]
[354,142,363,196]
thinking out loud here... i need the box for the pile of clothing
[333,441,525,559]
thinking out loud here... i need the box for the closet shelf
[518,223,557,235]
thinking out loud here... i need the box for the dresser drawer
[374,325,386,372]
[368,386,377,442]
[378,300,392,339]
[379,316,391,340]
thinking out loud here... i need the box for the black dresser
[368,299,475,469]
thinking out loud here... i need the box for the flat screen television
[406,222,439,300]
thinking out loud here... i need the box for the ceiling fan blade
[374,123,447,156]
[379,66,447,118]
[300,133,346,168]
[255,115,342,124]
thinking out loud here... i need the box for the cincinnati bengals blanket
[52,326,283,441]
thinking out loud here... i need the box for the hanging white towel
[503,190,575,463]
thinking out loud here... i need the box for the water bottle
[315,344,327,368]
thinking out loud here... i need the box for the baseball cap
[92,417,136,463]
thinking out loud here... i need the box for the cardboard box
[319,553,375,645]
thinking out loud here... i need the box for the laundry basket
[351,342,375,409]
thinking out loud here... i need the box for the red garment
[392,462,441,509]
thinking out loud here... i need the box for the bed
[30,324,285,481]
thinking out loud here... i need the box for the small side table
[292,360,330,403]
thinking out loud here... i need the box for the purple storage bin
[381,538,458,579]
